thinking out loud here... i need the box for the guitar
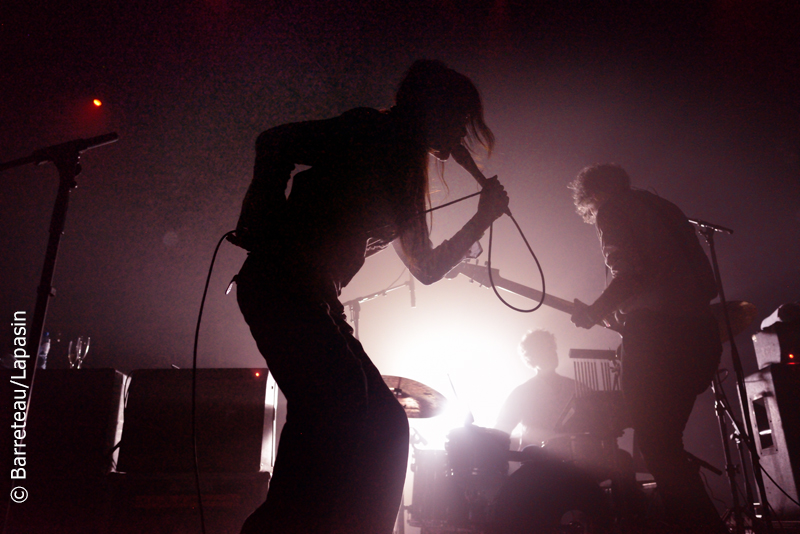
[445,261,756,343]
[444,261,622,334]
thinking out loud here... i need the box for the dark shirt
[235,108,486,293]
[590,189,717,321]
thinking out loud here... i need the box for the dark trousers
[236,256,410,534]
[621,309,726,533]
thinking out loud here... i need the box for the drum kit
[385,376,615,534]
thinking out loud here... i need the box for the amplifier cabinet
[0,368,126,478]
[0,369,127,533]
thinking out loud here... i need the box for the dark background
[2,0,798,517]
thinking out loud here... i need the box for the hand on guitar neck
[570,299,599,329]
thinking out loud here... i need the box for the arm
[572,200,647,328]
[393,176,508,285]
[230,111,368,251]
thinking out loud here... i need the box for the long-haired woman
[232,59,508,534]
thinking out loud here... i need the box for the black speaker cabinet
[117,368,278,474]
[745,364,800,519]
[0,368,127,533]
[0,368,126,478]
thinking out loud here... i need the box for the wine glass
[67,336,91,369]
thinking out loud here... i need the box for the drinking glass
[67,336,91,369]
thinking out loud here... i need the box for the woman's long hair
[393,60,495,259]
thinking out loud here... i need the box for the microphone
[450,144,489,187]
[32,132,119,165]
[408,274,416,308]
[1,132,119,173]
[450,144,511,217]
[687,218,733,235]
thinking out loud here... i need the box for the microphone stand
[1,133,118,534]
[0,133,118,422]
[689,217,772,534]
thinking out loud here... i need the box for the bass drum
[445,425,511,528]
[489,452,611,534]
[542,434,611,482]
[407,449,451,529]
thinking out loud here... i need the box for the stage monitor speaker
[0,369,126,534]
[116,368,279,474]
[744,364,800,519]
[753,328,800,368]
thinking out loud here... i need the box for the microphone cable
[438,145,549,314]
[190,229,235,534]
[485,211,546,313]
[423,195,546,313]
[390,181,546,314]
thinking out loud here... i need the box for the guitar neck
[448,263,575,315]
[489,274,575,315]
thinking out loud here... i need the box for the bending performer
[230,60,509,534]
[568,164,726,534]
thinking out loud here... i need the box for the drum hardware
[382,375,448,418]
[408,425,511,533]
[555,352,643,531]
[692,219,774,534]
[407,449,451,530]
[554,391,629,439]
[446,425,511,527]
[406,424,626,534]
[542,425,641,530]
[406,423,664,534]
[402,346,685,533]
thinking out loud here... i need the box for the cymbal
[711,301,758,343]
[382,375,447,418]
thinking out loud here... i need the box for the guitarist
[568,164,725,534]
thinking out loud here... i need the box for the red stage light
[93,99,102,107]
[255,371,261,377]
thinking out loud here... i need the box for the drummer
[495,329,575,450]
